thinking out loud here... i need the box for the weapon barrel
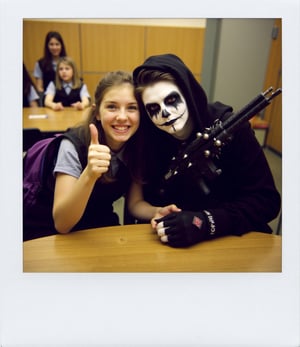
[222,88,270,130]
[163,87,282,187]
[219,87,282,139]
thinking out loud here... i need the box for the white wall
[212,18,275,111]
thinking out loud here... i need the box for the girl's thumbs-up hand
[87,124,111,180]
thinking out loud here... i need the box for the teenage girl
[44,56,90,111]
[33,31,67,93]
[24,71,142,240]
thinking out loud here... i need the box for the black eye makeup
[144,91,183,119]
[164,91,182,108]
[145,103,161,118]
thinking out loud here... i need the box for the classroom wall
[212,18,275,111]
[201,18,282,153]
[23,18,281,153]
[23,19,206,100]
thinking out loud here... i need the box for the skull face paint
[142,81,190,139]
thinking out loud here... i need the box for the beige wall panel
[266,74,282,152]
[263,19,282,153]
[80,24,145,72]
[23,20,81,75]
[145,27,205,75]
[23,20,205,101]
[263,19,282,124]
[193,74,201,82]
[82,73,107,103]
[266,94,282,153]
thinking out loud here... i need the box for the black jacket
[133,53,281,237]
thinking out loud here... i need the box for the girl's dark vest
[54,84,83,106]
[23,129,131,241]
[38,58,55,90]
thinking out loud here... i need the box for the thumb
[170,204,182,212]
[89,123,100,145]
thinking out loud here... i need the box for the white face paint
[142,81,192,139]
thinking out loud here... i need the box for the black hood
[133,53,210,129]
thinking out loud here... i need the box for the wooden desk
[23,107,89,132]
[23,224,282,272]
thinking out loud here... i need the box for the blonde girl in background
[44,56,90,111]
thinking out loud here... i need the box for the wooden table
[23,107,89,132]
[23,224,282,272]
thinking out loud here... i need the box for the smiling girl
[34,31,67,94]
[23,71,144,240]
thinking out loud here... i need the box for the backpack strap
[62,130,87,168]
[41,129,87,189]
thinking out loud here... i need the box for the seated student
[23,63,40,107]
[24,71,145,241]
[127,53,281,248]
[44,56,90,111]
[33,31,67,94]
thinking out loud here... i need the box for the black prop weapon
[163,86,282,195]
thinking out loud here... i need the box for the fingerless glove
[155,210,213,247]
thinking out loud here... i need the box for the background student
[33,31,67,96]
[44,56,90,111]
[23,63,40,107]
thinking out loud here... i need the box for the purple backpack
[23,132,85,240]
[23,135,64,208]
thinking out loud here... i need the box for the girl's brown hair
[134,69,177,103]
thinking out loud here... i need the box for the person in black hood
[127,53,281,248]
